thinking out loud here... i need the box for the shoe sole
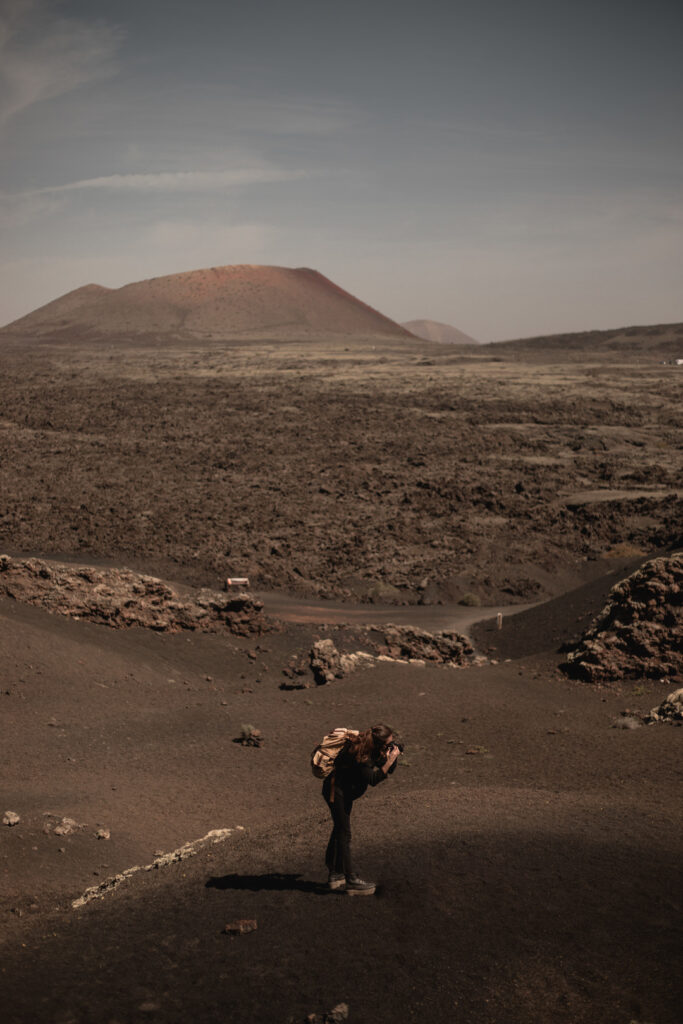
[328,882,346,891]
[345,886,376,896]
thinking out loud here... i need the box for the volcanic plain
[0,287,681,1023]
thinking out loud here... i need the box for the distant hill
[1,265,415,342]
[489,323,683,359]
[401,319,480,345]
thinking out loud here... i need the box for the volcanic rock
[0,555,265,635]
[291,1004,349,1024]
[224,919,258,935]
[560,553,682,684]
[310,639,345,684]
[53,817,82,836]
[236,725,263,747]
[378,625,475,665]
[646,687,683,724]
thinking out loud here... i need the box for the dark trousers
[323,778,354,877]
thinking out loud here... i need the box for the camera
[380,740,404,773]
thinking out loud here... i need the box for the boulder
[310,639,344,684]
[308,639,373,685]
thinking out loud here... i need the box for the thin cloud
[240,96,355,136]
[0,0,124,124]
[7,167,308,198]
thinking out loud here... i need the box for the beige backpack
[310,727,359,778]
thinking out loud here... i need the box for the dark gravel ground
[1,576,681,1024]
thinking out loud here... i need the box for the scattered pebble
[224,919,257,935]
[3,810,20,826]
[296,1003,349,1024]
[95,828,111,840]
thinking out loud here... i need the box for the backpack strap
[327,736,351,804]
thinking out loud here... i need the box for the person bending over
[323,722,401,895]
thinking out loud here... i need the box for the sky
[0,0,681,341]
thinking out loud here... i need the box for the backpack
[310,727,359,779]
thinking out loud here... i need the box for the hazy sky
[1,0,681,340]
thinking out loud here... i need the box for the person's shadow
[206,872,329,895]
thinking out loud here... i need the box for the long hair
[348,723,393,763]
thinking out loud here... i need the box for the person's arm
[359,745,401,786]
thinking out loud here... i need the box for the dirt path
[255,591,538,634]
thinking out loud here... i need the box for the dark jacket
[333,744,387,800]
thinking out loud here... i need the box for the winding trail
[254,591,538,635]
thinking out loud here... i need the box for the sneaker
[345,875,376,896]
[328,872,346,891]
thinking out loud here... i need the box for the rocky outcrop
[645,687,683,724]
[0,555,266,635]
[378,625,475,665]
[286,627,477,688]
[561,553,682,685]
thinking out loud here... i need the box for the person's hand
[385,744,401,767]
